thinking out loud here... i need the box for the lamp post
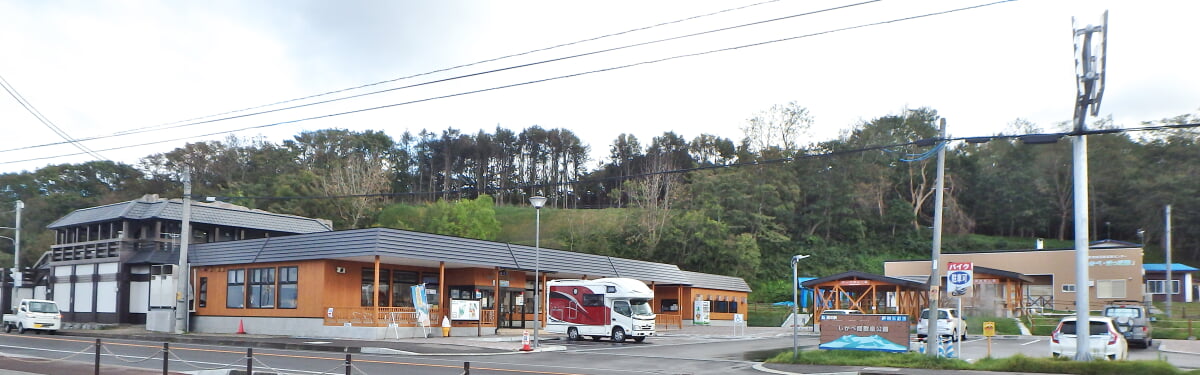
[529,194,547,349]
[791,254,810,360]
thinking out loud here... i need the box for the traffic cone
[519,330,532,351]
[237,319,247,334]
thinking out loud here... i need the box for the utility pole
[1070,11,1107,362]
[925,118,947,357]
[1165,205,1172,318]
[175,165,193,334]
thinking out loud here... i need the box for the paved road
[3,326,1200,374]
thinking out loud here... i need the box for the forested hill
[2,106,1197,300]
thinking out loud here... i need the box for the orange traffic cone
[519,330,532,351]
[237,319,247,334]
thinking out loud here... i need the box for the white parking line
[1021,339,1043,346]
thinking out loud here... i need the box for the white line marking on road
[1021,339,1042,346]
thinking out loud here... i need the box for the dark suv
[1103,300,1154,348]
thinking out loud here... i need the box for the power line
[0,74,107,161]
[106,0,785,138]
[6,0,811,153]
[1,0,1011,164]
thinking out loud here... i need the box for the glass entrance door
[501,289,526,329]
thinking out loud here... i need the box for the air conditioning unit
[335,266,346,274]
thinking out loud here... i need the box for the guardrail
[1,337,476,375]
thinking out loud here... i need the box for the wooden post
[494,267,500,330]
[373,256,381,317]
[439,262,446,321]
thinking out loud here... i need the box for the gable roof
[800,270,927,289]
[47,195,333,234]
[189,228,714,287]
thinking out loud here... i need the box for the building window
[713,300,729,313]
[422,274,440,307]
[227,269,245,308]
[1147,280,1181,295]
[1061,284,1076,293]
[361,268,392,307]
[392,271,419,307]
[249,268,276,308]
[660,299,680,312]
[1097,279,1127,299]
[279,266,298,309]
[198,277,207,308]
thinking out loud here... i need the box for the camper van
[546,278,656,343]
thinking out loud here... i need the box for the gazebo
[801,271,928,322]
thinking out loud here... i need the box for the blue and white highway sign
[947,262,973,296]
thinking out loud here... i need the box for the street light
[791,254,810,360]
[529,194,548,349]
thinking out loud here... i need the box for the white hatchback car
[1050,316,1129,360]
[916,308,967,341]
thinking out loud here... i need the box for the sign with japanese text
[947,262,973,296]
[818,314,910,352]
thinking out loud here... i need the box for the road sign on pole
[947,262,973,297]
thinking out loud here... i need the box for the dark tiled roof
[47,196,332,234]
[801,270,927,289]
[681,271,752,292]
[190,228,731,289]
[127,248,181,265]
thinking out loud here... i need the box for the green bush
[768,351,1198,374]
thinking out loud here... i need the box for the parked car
[821,309,863,315]
[2,299,62,334]
[916,308,967,341]
[1103,300,1153,348]
[1050,316,1128,360]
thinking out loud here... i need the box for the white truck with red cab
[3,299,62,334]
[546,278,656,342]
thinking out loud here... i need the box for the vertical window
[422,274,439,307]
[392,271,419,307]
[361,268,374,306]
[279,267,298,309]
[198,277,208,308]
[227,269,245,308]
[361,268,391,307]
[249,268,276,308]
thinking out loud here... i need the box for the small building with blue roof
[1144,263,1200,303]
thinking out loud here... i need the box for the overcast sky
[2,0,1197,174]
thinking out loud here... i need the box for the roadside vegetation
[766,351,1200,375]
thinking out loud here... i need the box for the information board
[818,314,910,353]
[450,299,480,321]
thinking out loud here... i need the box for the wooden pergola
[966,266,1034,317]
[801,271,928,322]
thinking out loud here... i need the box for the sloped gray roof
[801,270,926,289]
[681,271,752,292]
[47,196,332,234]
[190,228,711,287]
